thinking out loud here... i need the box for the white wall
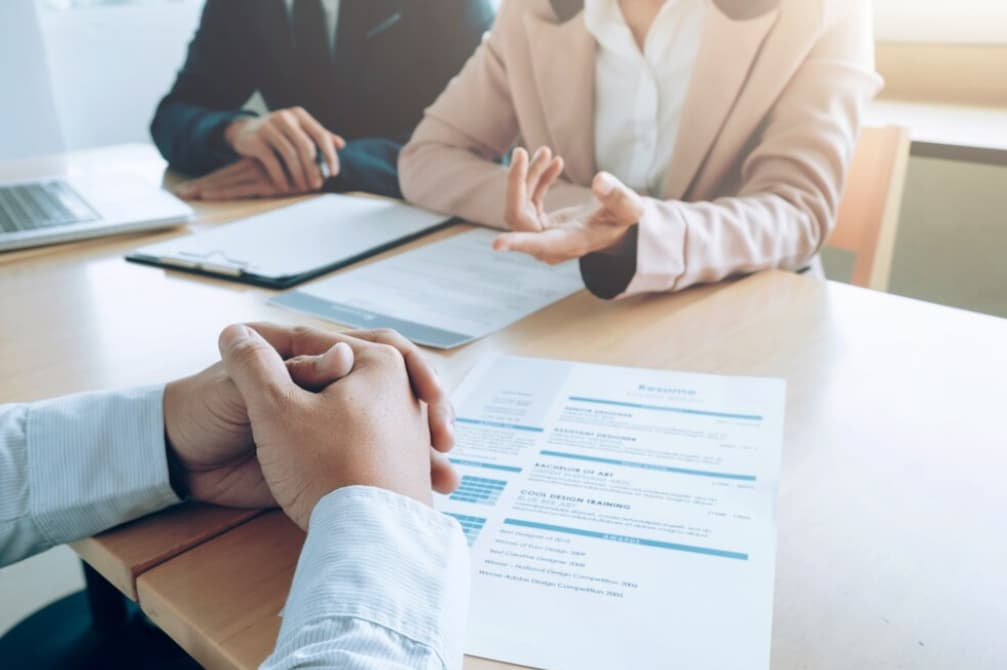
[37,0,205,151]
[0,1,64,160]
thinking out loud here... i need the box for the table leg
[82,560,129,631]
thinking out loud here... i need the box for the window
[875,0,1007,45]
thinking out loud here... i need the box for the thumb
[218,324,297,413]
[286,342,355,392]
[430,448,461,495]
[592,172,644,225]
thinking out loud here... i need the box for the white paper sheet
[438,356,786,670]
[270,229,585,349]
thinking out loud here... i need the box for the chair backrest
[0,0,65,161]
[828,126,911,291]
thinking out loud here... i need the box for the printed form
[438,356,786,670]
[271,229,584,349]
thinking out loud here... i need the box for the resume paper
[270,229,584,348]
[438,356,786,670]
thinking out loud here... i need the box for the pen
[315,145,331,181]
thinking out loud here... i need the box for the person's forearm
[325,137,408,199]
[151,100,254,177]
[0,387,180,567]
[261,487,470,670]
[400,123,594,230]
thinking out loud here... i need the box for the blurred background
[14,0,1005,153]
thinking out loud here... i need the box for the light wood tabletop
[0,144,725,611]
[0,145,315,600]
[4,145,1007,669]
[134,269,1007,670]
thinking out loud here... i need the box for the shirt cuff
[627,198,688,295]
[275,486,470,669]
[579,198,688,298]
[26,385,180,547]
[205,109,257,167]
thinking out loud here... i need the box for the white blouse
[584,0,705,196]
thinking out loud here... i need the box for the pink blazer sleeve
[399,4,594,229]
[588,4,883,298]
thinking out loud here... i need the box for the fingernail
[595,172,616,196]
[239,324,266,342]
[440,401,455,425]
[223,324,252,345]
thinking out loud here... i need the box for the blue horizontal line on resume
[457,417,545,433]
[503,518,748,561]
[567,396,763,421]
[449,458,523,473]
[539,450,756,482]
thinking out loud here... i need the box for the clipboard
[125,194,453,289]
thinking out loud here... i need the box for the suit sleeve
[150,0,260,177]
[327,0,497,198]
[325,136,407,198]
[399,1,594,225]
[580,2,883,298]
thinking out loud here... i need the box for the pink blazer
[400,0,882,298]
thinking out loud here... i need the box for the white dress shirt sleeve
[1,389,469,668]
[0,386,180,567]
[261,486,471,670]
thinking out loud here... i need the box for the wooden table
[3,145,1006,669]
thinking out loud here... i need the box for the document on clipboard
[125,194,451,289]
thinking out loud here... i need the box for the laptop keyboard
[0,181,100,234]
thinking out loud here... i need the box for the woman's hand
[495,147,644,264]
[502,146,566,232]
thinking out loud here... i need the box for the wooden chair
[828,125,911,291]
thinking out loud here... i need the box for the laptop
[0,173,192,252]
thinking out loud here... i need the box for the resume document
[438,356,786,670]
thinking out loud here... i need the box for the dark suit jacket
[151,0,494,197]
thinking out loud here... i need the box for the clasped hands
[164,323,456,530]
[494,146,646,264]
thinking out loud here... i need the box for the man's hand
[163,324,458,511]
[224,107,345,194]
[175,158,286,201]
[163,341,355,507]
[219,324,440,529]
[494,147,644,264]
[247,323,457,458]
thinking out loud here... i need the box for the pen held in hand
[316,148,331,181]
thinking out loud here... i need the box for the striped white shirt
[0,387,469,670]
